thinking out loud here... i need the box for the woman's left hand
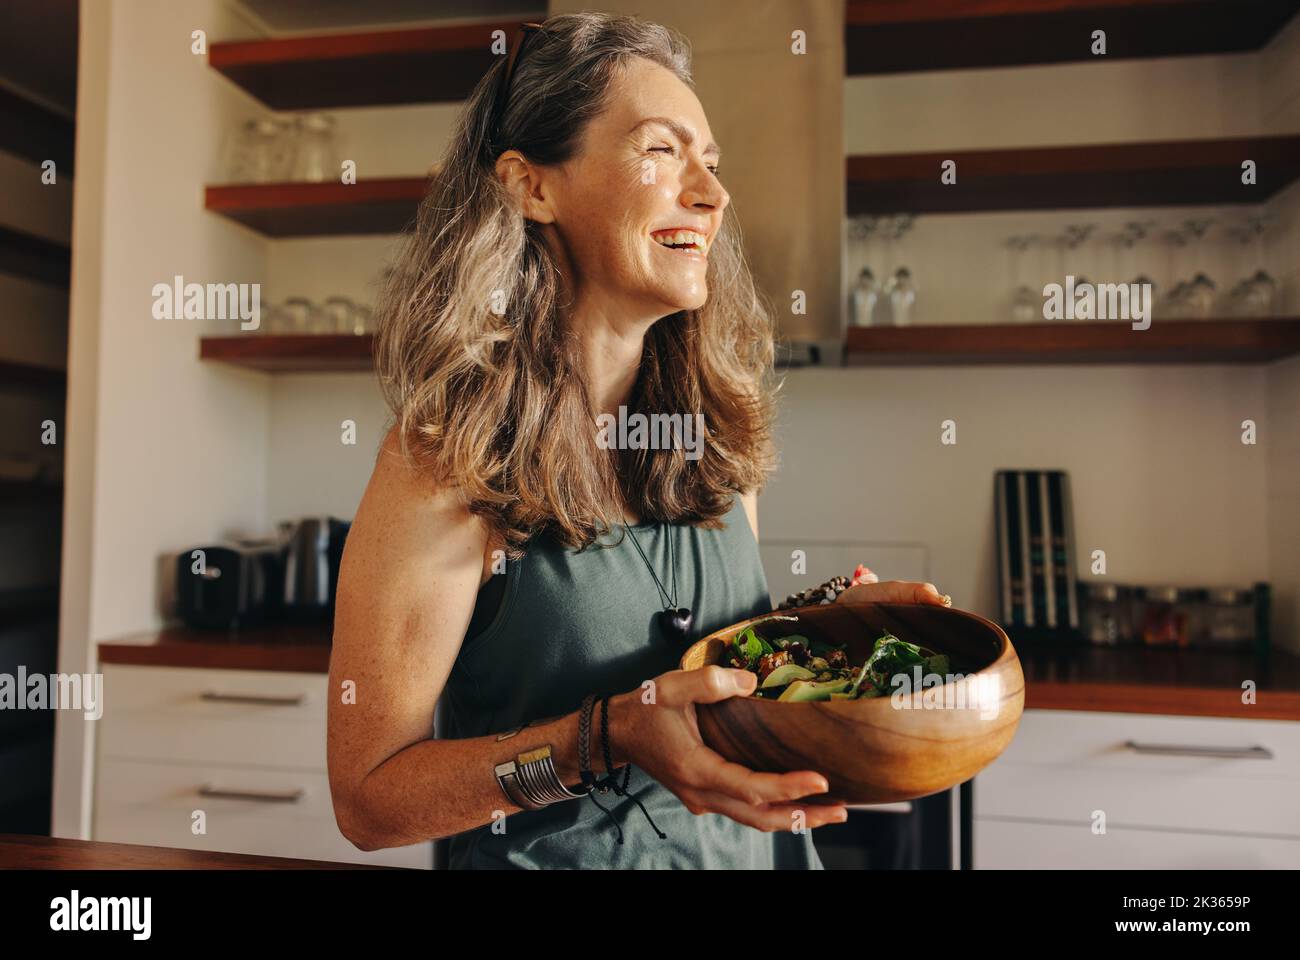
[835,571,952,608]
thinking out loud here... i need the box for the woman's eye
[649,145,719,176]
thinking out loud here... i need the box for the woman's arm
[327,427,615,849]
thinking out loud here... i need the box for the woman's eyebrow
[628,116,721,159]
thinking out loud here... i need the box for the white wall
[765,364,1271,619]
[53,0,271,839]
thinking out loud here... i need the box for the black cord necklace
[622,520,693,641]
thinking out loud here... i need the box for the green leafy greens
[721,616,953,702]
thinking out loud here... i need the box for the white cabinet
[974,709,1300,869]
[93,664,432,869]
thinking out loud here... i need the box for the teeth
[651,229,708,252]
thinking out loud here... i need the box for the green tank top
[443,493,824,870]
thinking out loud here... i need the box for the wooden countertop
[98,623,332,673]
[1020,644,1300,721]
[97,624,1300,721]
[0,834,399,869]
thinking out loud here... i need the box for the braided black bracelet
[578,693,600,791]
[598,694,630,792]
[599,694,665,841]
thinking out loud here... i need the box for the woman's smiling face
[516,57,730,320]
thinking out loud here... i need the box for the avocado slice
[760,663,816,689]
[777,678,852,702]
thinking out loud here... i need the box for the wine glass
[1181,218,1217,319]
[1225,213,1278,317]
[1158,225,1190,319]
[1006,234,1040,323]
[882,214,916,326]
[1053,224,1096,320]
[847,216,881,327]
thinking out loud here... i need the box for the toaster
[174,539,285,630]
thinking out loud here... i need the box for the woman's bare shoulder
[343,426,488,587]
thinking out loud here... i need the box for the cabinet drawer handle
[198,785,305,803]
[1123,740,1273,760]
[200,691,306,706]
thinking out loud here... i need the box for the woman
[327,11,950,870]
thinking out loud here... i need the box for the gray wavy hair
[374,11,777,556]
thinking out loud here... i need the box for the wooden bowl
[678,601,1024,805]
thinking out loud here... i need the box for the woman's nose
[681,160,728,213]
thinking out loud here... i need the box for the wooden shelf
[0,358,68,390]
[847,135,1300,214]
[205,178,429,237]
[845,0,1300,75]
[209,20,526,109]
[209,4,1300,103]
[201,333,374,372]
[0,585,60,628]
[844,319,1300,365]
[0,84,75,174]
[0,479,62,504]
[0,223,71,288]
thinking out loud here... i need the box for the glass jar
[281,297,325,334]
[1083,582,1130,645]
[220,120,259,182]
[247,118,282,183]
[293,113,339,183]
[1201,587,1255,650]
[1137,585,1189,647]
[321,296,356,335]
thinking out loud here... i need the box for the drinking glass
[293,113,340,182]
[281,297,324,333]
[322,296,358,334]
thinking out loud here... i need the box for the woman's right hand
[610,665,849,832]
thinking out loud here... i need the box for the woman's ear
[494,150,557,224]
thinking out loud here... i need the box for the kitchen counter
[97,624,1300,720]
[0,834,401,869]
[98,623,332,673]
[1020,644,1300,720]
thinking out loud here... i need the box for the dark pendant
[660,607,693,640]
